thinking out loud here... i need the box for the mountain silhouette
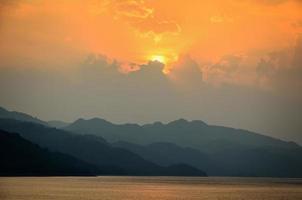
[66,118,302,177]
[66,117,300,150]
[0,107,48,126]
[1,106,301,177]
[47,120,70,128]
[0,118,207,176]
[0,129,100,176]
[112,141,218,174]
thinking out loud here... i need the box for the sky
[0,0,302,143]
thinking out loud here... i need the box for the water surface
[0,176,301,200]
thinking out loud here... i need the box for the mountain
[47,120,70,128]
[164,164,207,176]
[0,107,47,126]
[66,118,297,150]
[112,141,218,175]
[0,119,207,176]
[0,106,69,128]
[66,118,302,177]
[0,129,99,176]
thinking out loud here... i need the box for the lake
[0,176,302,200]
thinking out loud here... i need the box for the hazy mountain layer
[0,129,99,176]
[47,120,70,128]
[67,118,302,177]
[0,119,207,176]
[1,106,301,177]
[0,107,47,126]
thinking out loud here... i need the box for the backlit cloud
[1,0,302,143]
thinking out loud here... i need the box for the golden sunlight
[150,55,166,64]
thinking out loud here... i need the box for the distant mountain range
[47,120,70,128]
[0,118,206,176]
[0,106,302,177]
[0,129,99,176]
[0,107,48,126]
[65,117,302,177]
[0,107,70,128]
[112,141,217,174]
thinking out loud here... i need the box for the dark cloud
[201,54,248,86]
[257,35,302,96]
[1,52,302,144]
[254,37,302,143]
[212,55,242,73]
[168,55,203,88]
[81,54,120,75]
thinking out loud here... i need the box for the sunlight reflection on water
[0,176,302,200]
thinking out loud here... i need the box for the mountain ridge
[65,117,302,177]
[66,117,300,149]
[1,106,301,177]
[0,118,207,176]
[0,106,48,126]
[0,129,100,176]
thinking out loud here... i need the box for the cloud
[106,0,181,42]
[1,0,301,72]
[112,0,153,20]
[211,55,242,73]
[127,61,169,91]
[256,35,302,96]
[135,19,181,35]
[1,51,302,144]
[200,54,258,87]
[197,33,302,93]
[168,55,203,88]
[0,0,302,144]
[133,60,165,76]
[79,54,120,78]
[77,53,168,89]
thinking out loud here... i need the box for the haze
[0,0,302,144]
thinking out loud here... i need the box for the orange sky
[0,0,302,85]
[1,0,302,143]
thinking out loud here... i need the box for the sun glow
[150,55,166,64]
[148,53,179,75]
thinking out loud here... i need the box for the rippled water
[0,176,302,200]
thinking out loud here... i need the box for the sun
[150,55,166,64]
[148,53,178,74]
